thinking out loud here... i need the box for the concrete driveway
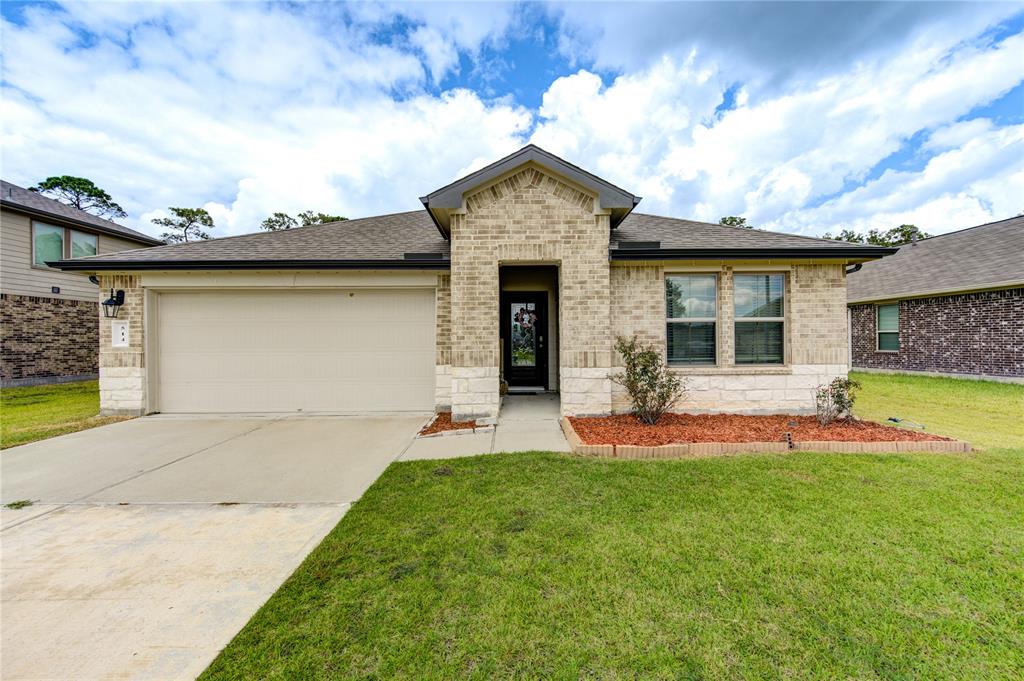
[1,414,424,681]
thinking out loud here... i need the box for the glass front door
[502,293,547,387]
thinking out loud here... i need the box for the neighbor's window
[877,304,899,351]
[32,223,64,268]
[70,230,98,258]
[666,274,717,365]
[734,274,785,364]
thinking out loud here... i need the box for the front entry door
[501,292,548,388]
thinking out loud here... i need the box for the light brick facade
[88,163,856,419]
[97,274,146,415]
[610,262,849,414]
[448,164,612,422]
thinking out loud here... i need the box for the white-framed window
[877,303,899,351]
[32,222,65,268]
[734,273,785,364]
[665,274,717,365]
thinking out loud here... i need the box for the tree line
[718,216,929,246]
[28,176,929,248]
[29,175,346,243]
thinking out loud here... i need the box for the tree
[823,224,930,246]
[261,212,298,231]
[30,176,127,218]
[297,210,346,226]
[719,216,753,229]
[152,207,214,243]
[260,211,348,231]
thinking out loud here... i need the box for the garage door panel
[156,289,436,413]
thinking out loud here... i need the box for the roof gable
[420,145,640,236]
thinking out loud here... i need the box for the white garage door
[156,289,435,413]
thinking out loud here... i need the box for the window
[877,304,899,351]
[32,223,64,268]
[666,274,717,365]
[734,274,785,364]
[70,230,98,258]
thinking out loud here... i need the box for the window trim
[31,221,99,269]
[665,272,719,366]
[876,303,900,353]
[733,272,786,365]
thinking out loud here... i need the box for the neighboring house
[54,146,894,421]
[1,180,164,387]
[847,216,1024,382]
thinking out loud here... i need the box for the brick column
[98,274,146,415]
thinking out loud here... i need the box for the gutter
[610,246,899,260]
[1,200,165,247]
[50,258,452,272]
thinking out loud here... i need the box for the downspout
[845,263,862,275]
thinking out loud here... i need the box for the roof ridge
[904,214,1023,245]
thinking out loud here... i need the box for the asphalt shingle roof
[1,180,164,246]
[59,211,449,266]
[56,208,895,270]
[846,216,1024,303]
[615,213,877,250]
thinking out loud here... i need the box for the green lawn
[850,371,1023,450]
[0,380,127,449]
[204,373,1024,680]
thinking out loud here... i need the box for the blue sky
[2,1,1022,238]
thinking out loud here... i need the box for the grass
[204,373,1024,679]
[851,371,1024,450]
[0,380,128,449]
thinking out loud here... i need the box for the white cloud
[0,1,1021,244]
[528,25,1023,234]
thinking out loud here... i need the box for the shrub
[814,377,861,425]
[611,336,686,425]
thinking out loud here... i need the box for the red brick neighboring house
[1,180,163,387]
[847,216,1024,382]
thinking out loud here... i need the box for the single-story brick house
[847,216,1024,382]
[1,180,164,387]
[54,146,895,422]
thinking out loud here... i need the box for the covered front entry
[500,265,558,392]
[154,288,435,413]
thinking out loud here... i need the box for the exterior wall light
[102,289,125,318]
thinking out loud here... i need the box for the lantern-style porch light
[102,289,125,318]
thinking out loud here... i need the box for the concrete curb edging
[560,418,971,459]
[417,425,494,439]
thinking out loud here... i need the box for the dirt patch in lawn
[568,414,953,447]
[420,412,476,436]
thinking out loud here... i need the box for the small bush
[611,336,686,425]
[814,377,861,425]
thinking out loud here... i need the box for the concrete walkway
[400,394,570,460]
[1,415,424,681]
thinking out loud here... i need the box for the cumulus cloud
[0,1,1021,241]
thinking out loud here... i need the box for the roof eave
[609,246,900,260]
[1,199,165,247]
[50,258,452,272]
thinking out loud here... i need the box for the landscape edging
[560,418,971,458]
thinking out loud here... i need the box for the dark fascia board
[2,200,165,247]
[50,258,451,271]
[421,145,639,210]
[419,145,641,236]
[610,246,900,260]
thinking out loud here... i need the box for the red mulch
[420,411,476,436]
[568,413,953,447]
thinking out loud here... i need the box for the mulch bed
[420,411,476,436]
[568,413,953,447]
